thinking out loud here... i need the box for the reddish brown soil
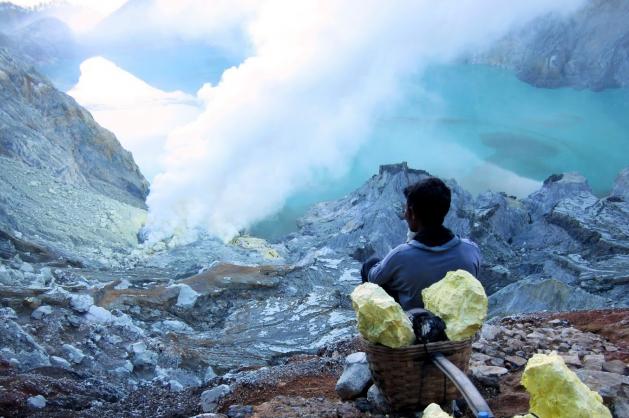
[223,371,340,411]
[546,308,629,362]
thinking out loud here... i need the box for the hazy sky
[8,0,128,31]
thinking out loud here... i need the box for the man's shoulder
[387,242,415,258]
[459,237,481,258]
[459,237,479,249]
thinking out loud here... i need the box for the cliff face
[471,0,629,90]
[0,49,148,206]
[0,48,149,266]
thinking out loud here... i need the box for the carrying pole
[431,352,495,418]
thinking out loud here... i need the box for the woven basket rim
[362,337,471,353]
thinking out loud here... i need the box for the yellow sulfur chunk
[521,352,612,418]
[230,236,281,259]
[422,403,453,418]
[421,270,487,341]
[512,415,536,418]
[350,283,415,348]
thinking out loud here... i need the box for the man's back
[368,235,480,310]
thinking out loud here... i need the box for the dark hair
[403,177,451,227]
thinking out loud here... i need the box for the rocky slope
[470,0,629,90]
[0,161,627,417]
[0,47,149,266]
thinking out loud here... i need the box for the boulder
[470,365,508,387]
[583,354,605,371]
[602,360,627,375]
[200,384,231,413]
[69,294,94,313]
[31,305,52,320]
[367,384,388,412]
[62,344,85,364]
[335,362,372,400]
[575,369,628,399]
[26,395,46,409]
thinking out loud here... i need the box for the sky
[7,0,128,31]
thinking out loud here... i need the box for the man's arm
[367,246,404,285]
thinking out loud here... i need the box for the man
[361,177,481,310]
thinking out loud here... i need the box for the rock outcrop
[0,47,149,265]
[470,0,629,90]
[0,49,148,207]
[290,163,629,313]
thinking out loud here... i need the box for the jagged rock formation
[291,162,629,315]
[470,0,629,90]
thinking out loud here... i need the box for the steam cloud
[145,0,584,242]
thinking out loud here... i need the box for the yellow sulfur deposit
[230,236,281,259]
[512,415,536,418]
[422,403,453,418]
[521,352,612,418]
[421,269,487,341]
[351,283,415,348]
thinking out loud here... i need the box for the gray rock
[489,278,609,318]
[583,354,605,371]
[169,380,184,392]
[200,384,231,413]
[62,343,85,364]
[602,360,628,376]
[470,0,629,90]
[69,294,94,313]
[575,369,628,398]
[175,284,199,309]
[131,341,146,354]
[614,399,629,418]
[20,262,34,273]
[50,355,71,368]
[132,349,158,368]
[471,365,508,387]
[504,355,527,369]
[480,324,501,341]
[27,395,46,409]
[204,366,218,383]
[367,384,389,412]
[560,354,582,368]
[226,404,254,418]
[0,318,50,369]
[31,305,52,320]
[84,305,113,323]
[335,362,372,400]
[345,352,367,365]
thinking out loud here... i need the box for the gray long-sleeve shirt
[368,236,481,310]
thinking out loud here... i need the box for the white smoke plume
[145,0,584,242]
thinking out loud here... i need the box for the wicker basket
[363,337,472,412]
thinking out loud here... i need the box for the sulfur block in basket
[521,352,612,418]
[421,269,487,341]
[351,283,414,348]
[422,403,453,417]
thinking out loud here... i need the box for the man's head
[403,177,451,232]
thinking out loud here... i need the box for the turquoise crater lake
[252,64,629,239]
